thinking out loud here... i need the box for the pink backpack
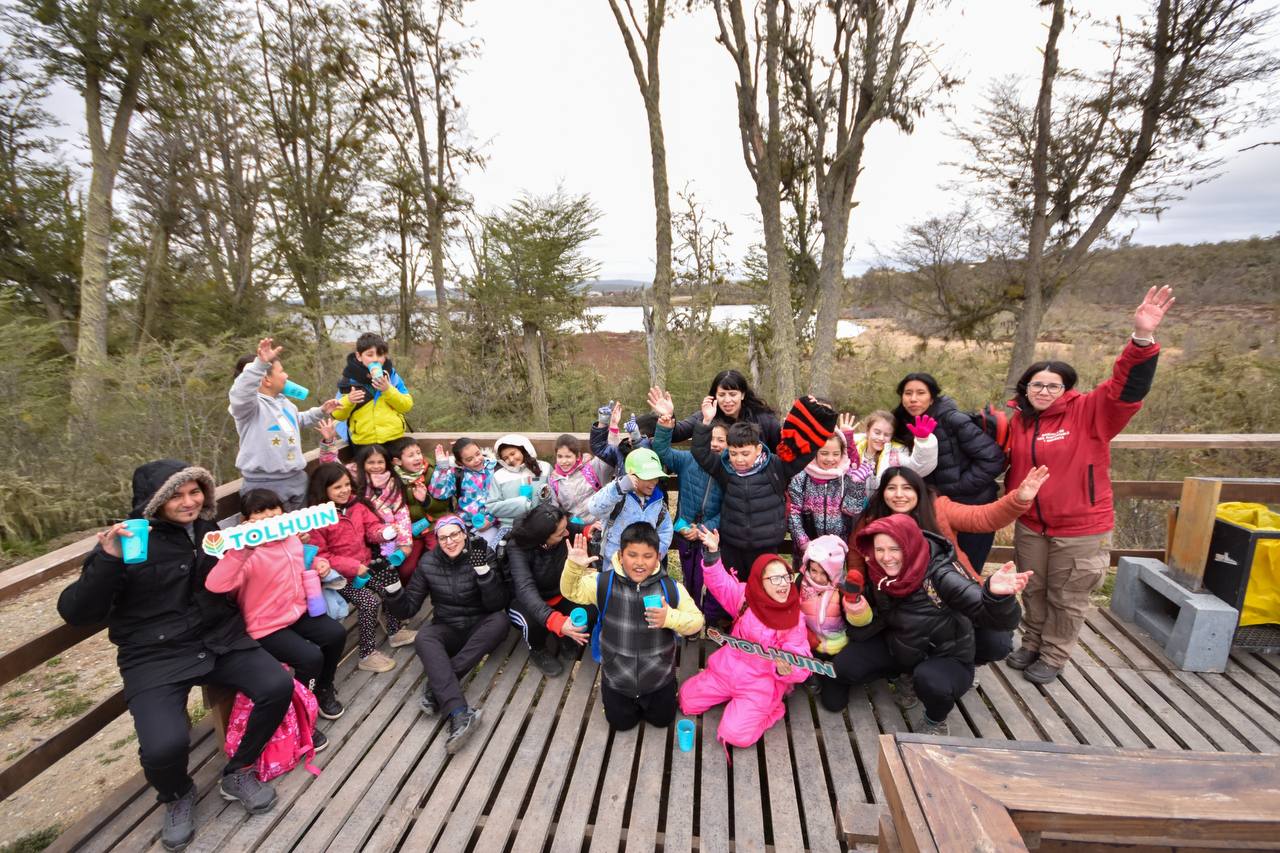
[223,669,321,782]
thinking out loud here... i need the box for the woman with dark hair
[843,464,1050,678]
[893,372,1007,571]
[1006,286,1174,684]
[506,505,596,676]
[670,369,783,450]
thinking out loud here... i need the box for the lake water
[327,305,866,339]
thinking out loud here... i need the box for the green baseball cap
[624,448,669,480]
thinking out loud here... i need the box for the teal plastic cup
[302,544,318,570]
[121,518,150,564]
[677,719,695,752]
[282,380,309,400]
[570,607,588,628]
[643,594,663,610]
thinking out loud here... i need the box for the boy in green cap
[585,448,673,564]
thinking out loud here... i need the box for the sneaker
[919,715,950,736]
[358,650,396,672]
[446,706,482,754]
[1023,659,1062,684]
[892,675,919,710]
[312,729,329,754]
[315,685,344,720]
[160,786,197,851]
[389,628,418,648]
[219,767,277,815]
[1007,647,1039,670]
[419,683,438,716]
[529,647,564,677]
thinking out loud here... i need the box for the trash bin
[1205,503,1280,630]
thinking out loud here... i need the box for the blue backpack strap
[591,571,614,664]
[660,574,680,608]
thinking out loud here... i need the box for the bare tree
[955,0,1279,393]
[606,0,673,387]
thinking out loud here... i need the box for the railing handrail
[0,431,1278,803]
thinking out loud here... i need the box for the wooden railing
[0,432,1277,802]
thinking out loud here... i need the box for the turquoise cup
[121,519,150,565]
[677,719,695,752]
[282,380,309,400]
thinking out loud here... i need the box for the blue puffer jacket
[586,480,673,564]
[652,422,721,531]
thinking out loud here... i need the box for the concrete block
[1111,557,1238,673]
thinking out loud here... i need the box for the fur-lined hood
[130,459,218,521]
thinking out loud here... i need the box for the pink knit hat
[802,535,848,584]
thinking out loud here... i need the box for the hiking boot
[445,706,483,754]
[419,683,438,716]
[1023,659,1062,684]
[919,715,949,737]
[892,675,919,710]
[219,767,277,815]
[1007,647,1039,670]
[529,646,564,677]
[312,729,329,754]
[160,786,197,851]
[315,685,344,720]
[389,628,418,648]
[358,650,396,672]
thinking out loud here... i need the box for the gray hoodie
[228,358,325,485]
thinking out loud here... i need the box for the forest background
[2,0,1279,563]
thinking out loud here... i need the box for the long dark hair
[307,462,375,514]
[511,504,569,550]
[892,372,942,449]
[496,439,543,478]
[707,369,775,420]
[353,444,408,510]
[859,466,941,536]
[1013,360,1078,415]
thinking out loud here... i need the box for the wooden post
[1167,477,1223,590]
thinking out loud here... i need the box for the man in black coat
[58,460,294,851]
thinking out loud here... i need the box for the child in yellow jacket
[561,522,703,730]
[333,332,414,447]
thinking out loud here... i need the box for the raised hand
[609,401,623,428]
[837,412,857,433]
[695,524,720,552]
[434,443,448,463]
[315,417,338,443]
[256,337,283,364]
[597,401,615,425]
[566,532,597,567]
[700,395,717,424]
[1015,465,1051,503]
[647,386,675,419]
[1133,285,1175,337]
[319,398,340,415]
[988,561,1033,596]
[906,414,937,439]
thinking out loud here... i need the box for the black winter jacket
[907,396,1006,505]
[852,532,1021,668]
[386,538,510,631]
[57,460,256,699]
[507,540,570,628]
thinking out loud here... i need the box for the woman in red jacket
[1006,286,1175,684]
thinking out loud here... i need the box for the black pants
[974,627,1013,666]
[955,530,996,576]
[601,680,678,731]
[719,542,780,584]
[819,633,974,723]
[508,598,596,651]
[127,647,293,801]
[414,612,511,717]
[257,613,348,692]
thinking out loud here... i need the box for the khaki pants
[1014,523,1110,667]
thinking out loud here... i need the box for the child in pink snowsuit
[679,527,811,749]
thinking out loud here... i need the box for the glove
[616,473,636,494]
[841,569,864,601]
[597,401,615,426]
[906,414,937,439]
[624,413,642,446]
[468,540,492,576]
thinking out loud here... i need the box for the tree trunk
[808,201,852,398]
[136,218,171,345]
[398,202,412,356]
[522,323,550,429]
[645,99,672,388]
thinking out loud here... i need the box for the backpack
[224,668,321,782]
[592,492,669,559]
[590,569,680,664]
[970,403,1012,454]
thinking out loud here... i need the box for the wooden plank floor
[51,606,1280,852]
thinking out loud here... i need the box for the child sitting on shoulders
[797,535,871,657]
[204,489,348,742]
[488,434,551,533]
[548,434,608,523]
[787,412,874,561]
[561,523,703,731]
[430,438,500,545]
[332,332,414,450]
[589,401,655,476]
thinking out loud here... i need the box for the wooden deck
[49,606,1280,853]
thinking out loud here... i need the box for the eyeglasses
[763,573,799,588]
[438,531,466,544]
[1027,382,1065,394]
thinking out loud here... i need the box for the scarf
[550,458,600,496]
[368,469,392,490]
[744,553,801,630]
[803,455,850,481]
[854,514,929,598]
[394,464,426,489]
[727,446,770,478]
[337,352,397,412]
[856,436,902,477]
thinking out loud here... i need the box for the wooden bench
[878,733,1280,851]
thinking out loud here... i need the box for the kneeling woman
[384,516,510,754]
[821,514,1028,735]
[679,527,811,749]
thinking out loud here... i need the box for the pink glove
[906,414,937,439]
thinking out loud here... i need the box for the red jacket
[1007,340,1160,537]
[307,500,390,579]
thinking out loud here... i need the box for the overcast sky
[14,0,1280,282]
